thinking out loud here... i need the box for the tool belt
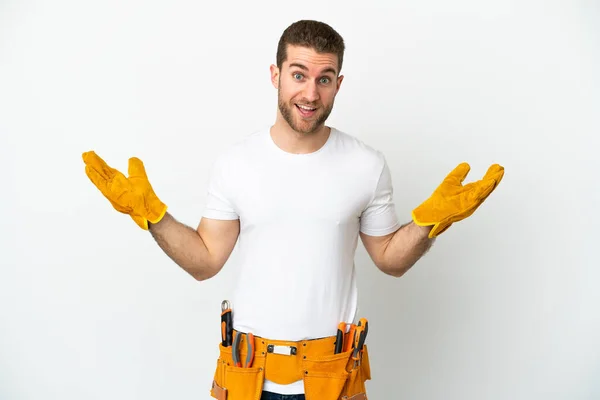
[210,328,371,400]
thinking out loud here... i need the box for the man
[82,20,503,400]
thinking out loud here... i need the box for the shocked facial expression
[271,45,344,135]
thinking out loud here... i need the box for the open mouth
[295,104,317,118]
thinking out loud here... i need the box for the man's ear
[270,64,280,89]
[335,74,344,95]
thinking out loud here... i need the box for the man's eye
[320,77,331,84]
[293,73,303,80]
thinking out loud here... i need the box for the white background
[1,0,599,399]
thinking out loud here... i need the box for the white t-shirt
[202,126,400,394]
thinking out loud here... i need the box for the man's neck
[270,117,331,155]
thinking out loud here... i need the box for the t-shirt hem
[202,210,239,220]
[263,379,304,395]
[359,222,402,236]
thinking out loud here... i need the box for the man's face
[271,45,344,135]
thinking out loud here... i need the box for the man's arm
[149,213,240,281]
[360,221,434,278]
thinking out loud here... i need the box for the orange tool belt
[210,326,371,400]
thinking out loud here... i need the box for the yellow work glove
[82,151,168,230]
[412,163,504,238]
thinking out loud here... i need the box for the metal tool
[352,318,368,366]
[344,323,357,353]
[221,300,233,347]
[232,331,255,368]
[334,322,346,354]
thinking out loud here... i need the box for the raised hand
[412,163,504,238]
[82,151,168,230]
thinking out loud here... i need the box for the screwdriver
[221,300,233,347]
[334,322,346,354]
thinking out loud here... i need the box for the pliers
[232,331,255,368]
[351,318,368,367]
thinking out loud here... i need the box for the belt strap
[232,329,339,359]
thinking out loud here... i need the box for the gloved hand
[412,163,504,238]
[82,151,168,230]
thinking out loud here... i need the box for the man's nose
[302,80,319,102]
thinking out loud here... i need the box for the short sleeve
[202,156,239,220]
[359,155,401,236]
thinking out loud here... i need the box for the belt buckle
[267,344,297,356]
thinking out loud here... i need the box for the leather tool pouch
[211,340,266,400]
[339,345,371,400]
[210,331,371,400]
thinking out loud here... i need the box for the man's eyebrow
[288,63,337,76]
[321,67,338,76]
[288,63,308,71]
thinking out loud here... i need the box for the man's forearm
[148,213,216,280]
[382,221,435,277]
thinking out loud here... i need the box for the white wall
[1,0,598,399]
